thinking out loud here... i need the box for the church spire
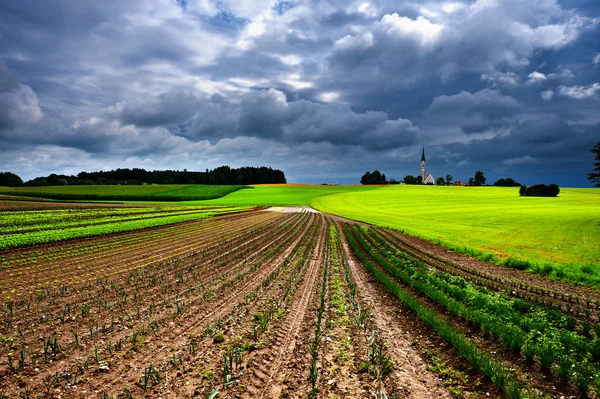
[421,146,426,162]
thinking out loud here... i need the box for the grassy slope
[312,185,600,281]
[190,184,380,206]
[0,185,244,201]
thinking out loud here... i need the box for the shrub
[548,183,560,197]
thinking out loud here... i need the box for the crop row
[0,210,264,268]
[348,223,600,396]
[0,205,216,226]
[0,211,277,287]
[343,224,532,398]
[76,212,318,396]
[0,213,281,298]
[0,206,251,250]
[0,212,315,396]
[0,211,297,321]
[377,227,600,318]
[0,207,234,234]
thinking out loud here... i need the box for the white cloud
[185,0,219,17]
[481,71,520,87]
[380,13,444,44]
[594,54,600,65]
[419,8,439,19]
[220,0,277,20]
[357,2,378,17]
[558,83,600,99]
[525,71,547,85]
[443,3,465,14]
[247,17,267,37]
[540,89,554,101]
[333,32,375,51]
[319,92,341,103]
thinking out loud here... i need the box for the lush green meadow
[0,184,244,201]
[193,184,380,206]
[312,185,600,284]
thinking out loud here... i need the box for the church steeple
[420,147,427,181]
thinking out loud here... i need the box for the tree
[588,142,600,187]
[435,177,445,185]
[416,175,423,185]
[519,185,527,196]
[473,170,486,186]
[403,175,417,185]
[0,172,23,187]
[445,174,453,185]
[494,177,521,187]
[360,171,371,185]
[548,184,560,197]
[360,170,387,185]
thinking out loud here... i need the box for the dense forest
[1,166,286,187]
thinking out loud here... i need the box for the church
[420,147,435,185]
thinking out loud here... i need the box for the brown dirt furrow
[0,214,306,397]
[0,211,288,328]
[92,213,318,395]
[0,211,281,291]
[243,214,327,399]
[338,225,452,399]
[164,216,321,397]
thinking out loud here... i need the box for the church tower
[420,147,426,181]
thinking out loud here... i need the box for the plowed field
[1,207,599,398]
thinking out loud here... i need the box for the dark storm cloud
[0,0,599,185]
[181,88,421,150]
[425,89,520,134]
[105,90,200,127]
[436,117,599,186]
[0,63,43,131]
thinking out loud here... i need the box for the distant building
[420,147,435,184]
[453,180,469,186]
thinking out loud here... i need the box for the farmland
[0,183,599,398]
[1,202,600,398]
[313,185,600,286]
[0,202,250,250]
[0,185,245,202]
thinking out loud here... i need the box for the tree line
[0,166,287,187]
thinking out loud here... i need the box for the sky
[0,0,599,186]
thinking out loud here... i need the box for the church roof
[421,147,426,162]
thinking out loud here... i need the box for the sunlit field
[312,185,600,284]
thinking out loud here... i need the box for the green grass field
[312,185,600,284]
[191,184,380,206]
[0,185,244,201]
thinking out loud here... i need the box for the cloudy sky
[1,0,599,186]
